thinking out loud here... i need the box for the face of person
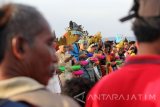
[90,46,97,53]
[59,45,67,53]
[98,40,103,47]
[124,44,129,50]
[74,34,81,42]
[68,45,73,51]
[104,47,110,54]
[24,26,58,85]
[112,47,117,53]
[118,48,124,54]
[80,43,88,50]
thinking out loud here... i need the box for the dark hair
[104,41,112,53]
[130,47,138,54]
[62,77,95,107]
[129,41,135,45]
[0,4,48,62]
[121,0,160,42]
[132,17,160,42]
[123,38,128,42]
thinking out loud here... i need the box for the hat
[89,43,98,48]
[138,0,160,17]
[120,0,160,22]
[77,39,87,44]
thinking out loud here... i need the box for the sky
[1,0,134,38]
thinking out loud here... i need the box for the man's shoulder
[11,89,79,107]
[56,51,60,54]
[0,99,29,107]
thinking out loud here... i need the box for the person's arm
[64,55,74,63]
[79,54,87,59]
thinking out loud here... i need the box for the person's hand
[101,65,107,69]
[111,62,116,65]
[56,69,62,75]
[79,54,87,58]
[64,56,73,63]
[75,61,80,65]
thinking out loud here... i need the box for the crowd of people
[0,0,160,107]
[52,29,137,84]
[49,25,138,106]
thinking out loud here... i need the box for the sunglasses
[83,43,88,45]
[64,46,68,48]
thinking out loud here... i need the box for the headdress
[57,21,88,45]
[88,32,102,45]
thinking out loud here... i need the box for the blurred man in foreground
[0,3,79,107]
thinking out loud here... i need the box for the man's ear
[136,41,139,49]
[11,36,29,60]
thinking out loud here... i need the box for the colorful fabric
[70,43,80,61]
[56,51,73,86]
[79,50,96,82]
[106,54,113,74]
[71,30,83,36]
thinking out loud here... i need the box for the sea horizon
[102,36,136,42]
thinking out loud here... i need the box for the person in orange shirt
[103,41,113,75]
